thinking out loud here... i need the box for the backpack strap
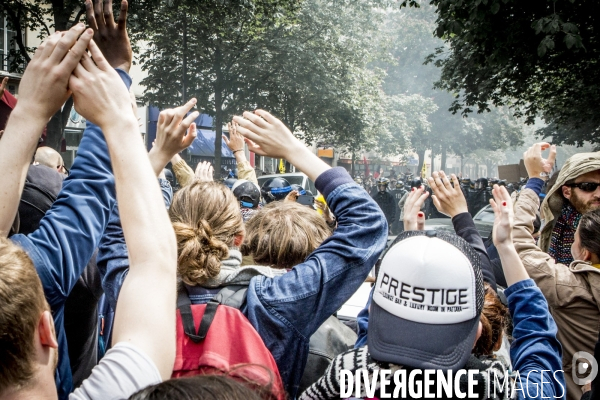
[177,287,218,343]
[177,285,248,343]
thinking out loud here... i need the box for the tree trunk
[182,12,187,102]
[416,148,426,179]
[351,151,356,177]
[214,92,223,177]
[441,144,447,171]
[214,45,223,176]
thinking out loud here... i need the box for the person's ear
[233,233,245,247]
[38,311,58,349]
[562,185,572,201]
[581,248,592,262]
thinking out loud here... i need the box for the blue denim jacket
[97,167,388,398]
[10,70,130,399]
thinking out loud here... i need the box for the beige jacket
[514,188,600,400]
[538,151,600,252]
[172,158,259,188]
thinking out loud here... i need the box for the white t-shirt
[69,342,162,400]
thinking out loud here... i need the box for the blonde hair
[0,237,49,394]
[169,181,244,286]
[242,201,331,269]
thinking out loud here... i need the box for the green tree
[133,0,300,170]
[426,0,600,144]
[0,0,87,150]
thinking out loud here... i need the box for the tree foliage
[0,0,86,151]
[425,0,600,144]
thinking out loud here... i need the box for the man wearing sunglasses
[512,143,600,399]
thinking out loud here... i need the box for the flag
[279,159,286,174]
[421,161,427,179]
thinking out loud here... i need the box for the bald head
[34,147,64,173]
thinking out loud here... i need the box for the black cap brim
[367,300,479,371]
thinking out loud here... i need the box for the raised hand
[232,110,330,182]
[523,142,557,181]
[427,171,468,218]
[154,100,198,158]
[403,186,429,231]
[18,24,92,121]
[194,161,213,182]
[86,0,132,72]
[224,122,245,152]
[489,184,514,247]
[68,39,133,130]
[232,110,301,161]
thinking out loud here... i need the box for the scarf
[200,248,287,288]
[299,346,515,400]
[548,203,582,265]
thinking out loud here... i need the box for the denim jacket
[97,167,388,398]
[9,69,130,400]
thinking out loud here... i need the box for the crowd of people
[2,1,600,400]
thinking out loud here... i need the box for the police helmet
[260,177,292,203]
[290,183,307,195]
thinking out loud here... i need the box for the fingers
[86,0,98,31]
[94,0,106,30]
[87,39,112,71]
[0,77,7,91]
[61,28,94,72]
[182,123,197,148]
[40,31,63,59]
[243,138,266,156]
[438,171,453,191]
[222,134,230,147]
[417,212,425,231]
[242,111,270,131]
[117,0,129,30]
[232,117,263,144]
[547,144,557,167]
[104,0,116,29]
[254,109,280,126]
[450,174,460,191]
[172,98,197,125]
[180,110,199,128]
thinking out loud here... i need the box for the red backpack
[173,286,285,399]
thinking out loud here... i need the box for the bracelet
[233,149,244,154]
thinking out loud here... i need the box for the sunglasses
[566,182,600,192]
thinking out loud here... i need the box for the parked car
[424,205,494,240]
[257,172,317,195]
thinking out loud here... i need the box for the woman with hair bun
[98,109,388,398]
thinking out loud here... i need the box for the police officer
[390,180,407,234]
[372,177,396,234]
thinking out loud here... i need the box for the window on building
[1,16,24,72]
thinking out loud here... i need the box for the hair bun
[173,220,229,285]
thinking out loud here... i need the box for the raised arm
[0,25,90,236]
[428,170,497,290]
[233,109,387,333]
[511,143,562,304]
[490,185,565,398]
[225,121,259,186]
[148,99,199,177]
[70,39,177,380]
